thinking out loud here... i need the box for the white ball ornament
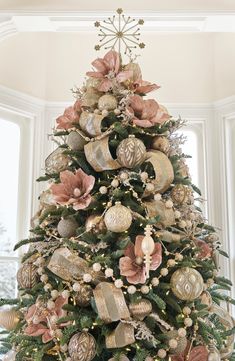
[167,259,176,267]
[114,279,123,288]
[105,268,114,278]
[154,193,162,201]
[160,268,169,276]
[73,283,81,292]
[104,202,132,233]
[169,339,178,349]
[141,285,150,294]
[40,274,48,283]
[119,171,129,181]
[98,94,118,111]
[174,210,181,219]
[127,285,137,295]
[111,179,119,188]
[184,317,193,327]
[99,186,108,194]
[165,200,173,208]
[145,183,155,192]
[151,277,160,287]
[182,306,191,315]
[175,253,183,262]
[62,290,70,298]
[179,220,187,228]
[44,283,52,291]
[140,172,148,181]
[178,328,187,338]
[92,263,101,272]
[51,290,59,300]
[157,349,167,359]
[83,274,92,283]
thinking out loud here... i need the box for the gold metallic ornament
[86,77,101,89]
[171,184,188,205]
[129,299,152,320]
[79,111,105,137]
[57,217,78,238]
[104,202,132,233]
[67,131,87,151]
[170,267,204,301]
[93,282,130,323]
[106,322,135,349]
[68,332,96,361]
[209,304,235,360]
[143,150,174,196]
[116,136,147,169]
[152,136,170,153]
[167,330,187,355]
[0,308,20,331]
[84,136,121,172]
[144,200,175,227]
[45,147,69,174]
[82,87,102,108]
[75,284,93,307]
[17,263,38,289]
[85,214,106,233]
[98,94,118,111]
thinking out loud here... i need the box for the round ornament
[82,87,102,108]
[144,200,175,227]
[143,150,174,196]
[167,330,187,355]
[116,136,147,169]
[170,267,204,301]
[45,148,69,174]
[0,309,20,331]
[57,218,78,238]
[85,214,106,233]
[2,350,16,361]
[67,131,87,151]
[86,77,101,89]
[104,202,132,233]
[129,299,152,320]
[171,184,188,205]
[152,136,170,153]
[98,94,118,111]
[17,263,38,289]
[75,285,93,307]
[68,332,96,361]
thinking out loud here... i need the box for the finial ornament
[94,8,145,54]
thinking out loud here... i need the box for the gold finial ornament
[94,8,145,54]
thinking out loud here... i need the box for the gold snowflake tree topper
[94,8,145,55]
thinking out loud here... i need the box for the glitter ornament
[98,94,118,111]
[75,284,93,307]
[129,299,152,320]
[57,218,78,238]
[68,332,96,361]
[104,202,132,233]
[0,309,20,331]
[152,136,170,153]
[45,147,69,174]
[170,267,204,301]
[116,136,146,169]
[82,87,102,108]
[67,131,87,151]
[171,184,189,205]
[17,263,38,289]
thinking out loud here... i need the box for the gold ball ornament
[170,267,204,301]
[82,87,102,108]
[129,299,152,320]
[57,218,78,238]
[45,148,69,174]
[166,330,187,355]
[75,284,93,307]
[68,332,96,361]
[116,136,147,169]
[152,136,170,153]
[0,308,20,331]
[85,214,106,233]
[98,94,118,111]
[104,202,132,233]
[171,184,189,205]
[86,77,101,89]
[17,263,38,289]
[67,131,87,151]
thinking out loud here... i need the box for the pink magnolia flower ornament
[56,100,82,130]
[50,169,95,210]
[171,344,208,361]
[119,235,162,284]
[86,50,133,92]
[124,62,160,94]
[24,296,68,343]
[194,239,212,260]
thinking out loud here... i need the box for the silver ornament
[57,218,78,238]
[116,136,146,169]
[104,202,132,233]
[98,94,118,111]
[67,131,87,150]
[170,267,204,301]
[45,147,69,174]
[68,332,96,361]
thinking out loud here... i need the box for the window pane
[0,120,20,256]
[0,260,18,298]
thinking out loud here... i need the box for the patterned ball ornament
[17,263,38,289]
[57,218,78,238]
[0,309,20,331]
[75,285,93,307]
[104,202,132,233]
[68,332,96,361]
[116,135,146,169]
[98,94,118,111]
[67,131,87,151]
[171,184,188,205]
[129,299,152,320]
[170,267,204,301]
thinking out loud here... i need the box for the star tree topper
[94,8,145,55]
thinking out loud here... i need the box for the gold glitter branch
[94,8,145,54]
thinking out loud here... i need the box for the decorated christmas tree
[0,9,234,361]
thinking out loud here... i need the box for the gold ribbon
[106,322,135,349]
[79,111,105,137]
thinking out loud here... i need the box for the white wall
[0,32,235,103]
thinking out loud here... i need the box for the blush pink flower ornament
[124,62,160,94]
[86,50,133,92]
[24,296,68,343]
[194,239,212,260]
[56,100,82,130]
[126,94,170,128]
[50,169,95,210]
[119,235,162,284]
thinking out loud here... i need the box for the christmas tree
[0,9,234,361]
